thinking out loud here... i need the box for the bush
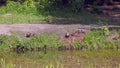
[31,0,86,12]
[24,33,64,49]
[83,30,119,50]
[69,0,85,12]
[0,1,37,15]
[83,31,105,50]
[23,0,35,8]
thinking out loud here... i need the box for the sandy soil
[0,24,93,36]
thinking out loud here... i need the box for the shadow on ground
[37,7,120,25]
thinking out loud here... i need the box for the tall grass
[0,30,119,51]
[24,33,64,49]
[71,30,120,50]
[0,33,64,51]
[85,30,119,50]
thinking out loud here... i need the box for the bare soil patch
[0,24,91,36]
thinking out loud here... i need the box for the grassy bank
[0,29,119,52]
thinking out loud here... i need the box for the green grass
[0,13,52,24]
[0,1,52,24]
[0,33,64,51]
[0,29,119,51]
[0,50,120,68]
[71,30,120,50]
[24,33,64,49]
[0,10,101,24]
[0,1,107,24]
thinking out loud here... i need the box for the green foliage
[0,0,106,24]
[0,1,37,15]
[38,0,85,12]
[0,36,24,50]
[83,30,117,50]
[83,31,104,50]
[8,36,23,48]
[0,1,21,14]
[23,0,35,8]
[0,35,23,51]
[0,35,8,49]
[0,1,43,24]
[71,40,81,48]
[24,33,64,48]
[4,0,85,12]
[69,0,85,12]
[0,31,119,51]
[0,33,64,50]
[103,26,110,36]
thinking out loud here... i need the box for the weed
[103,26,110,36]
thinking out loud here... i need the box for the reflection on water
[0,50,120,68]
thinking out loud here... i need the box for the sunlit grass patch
[0,13,51,24]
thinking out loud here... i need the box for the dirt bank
[0,24,92,36]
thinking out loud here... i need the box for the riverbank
[0,25,119,52]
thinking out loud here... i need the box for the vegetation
[0,29,120,67]
[0,0,119,68]
[0,50,120,68]
[0,1,51,24]
[0,29,119,52]
[0,33,65,51]
[0,0,111,24]
[72,30,120,50]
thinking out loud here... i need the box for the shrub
[0,1,37,15]
[69,0,85,12]
[0,35,8,49]
[23,0,35,8]
[24,33,64,49]
[103,26,110,36]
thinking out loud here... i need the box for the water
[0,50,120,68]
